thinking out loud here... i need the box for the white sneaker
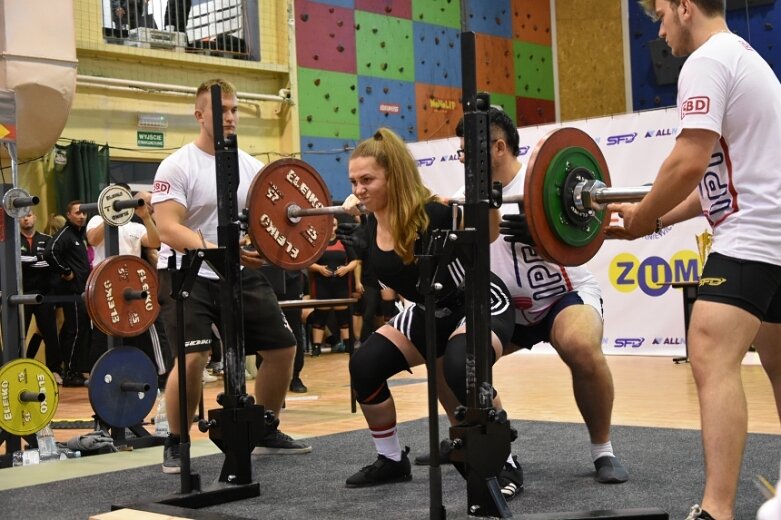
[202,368,218,383]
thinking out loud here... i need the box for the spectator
[19,211,62,384]
[45,201,91,387]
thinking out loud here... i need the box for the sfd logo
[614,338,645,348]
[609,250,700,297]
[606,133,637,146]
[681,96,710,117]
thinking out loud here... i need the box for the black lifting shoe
[498,455,524,502]
[346,446,412,488]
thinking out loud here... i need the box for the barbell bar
[245,127,652,268]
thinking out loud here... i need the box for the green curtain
[52,141,109,214]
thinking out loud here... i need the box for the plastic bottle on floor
[35,424,59,463]
[154,391,169,437]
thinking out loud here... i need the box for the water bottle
[154,391,169,437]
[12,449,40,466]
[35,424,59,463]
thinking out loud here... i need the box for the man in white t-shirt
[443,108,627,487]
[611,2,781,519]
[152,78,311,475]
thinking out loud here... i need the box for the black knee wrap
[350,333,409,405]
[380,298,399,320]
[335,308,351,329]
[443,334,497,404]
[308,308,327,329]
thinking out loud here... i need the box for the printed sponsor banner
[409,107,700,357]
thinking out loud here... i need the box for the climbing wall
[628,1,780,111]
[294,0,554,199]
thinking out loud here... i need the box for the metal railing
[101,0,254,60]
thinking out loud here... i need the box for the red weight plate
[86,255,160,337]
[524,127,612,266]
[246,158,333,270]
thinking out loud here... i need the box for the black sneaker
[685,505,716,520]
[252,428,312,455]
[289,377,307,393]
[499,455,524,502]
[594,455,629,483]
[62,370,87,387]
[162,443,180,474]
[346,447,412,488]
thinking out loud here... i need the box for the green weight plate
[0,358,59,436]
[524,127,612,266]
[543,147,607,246]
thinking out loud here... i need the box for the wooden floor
[26,350,781,449]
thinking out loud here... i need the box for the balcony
[100,0,256,60]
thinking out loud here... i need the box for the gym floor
[0,349,777,492]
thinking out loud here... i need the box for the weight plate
[89,346,157,428]
[524,127,612,266]
[0,358,59,436]
[246,158,333,270]
[2,188,34,219]
[97,184,135,227]
[85,255,160,337]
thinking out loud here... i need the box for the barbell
[245,127,652,268]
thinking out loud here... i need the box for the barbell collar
[8,293,43,305]
[575,180,651,211]
[19,390,45,403]
[120,381,151,393]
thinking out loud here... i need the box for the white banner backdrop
[407,108,707,358]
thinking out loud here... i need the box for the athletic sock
[505,454,517,468]
[590,440,615,462]
[370,422,401,461]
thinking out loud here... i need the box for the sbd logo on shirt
[154,181,171,194]
[681,96,710,117]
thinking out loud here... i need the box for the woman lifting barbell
[337,127,519,495]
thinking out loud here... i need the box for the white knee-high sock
[371,422,401,461]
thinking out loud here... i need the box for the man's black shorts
[158,268,296,355]
[698,252,781,323]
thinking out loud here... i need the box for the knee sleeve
[335,308,351,329]
[308,309,327,329]
[350,333,410,405]
[443,334,496,405]
[380,299,399,320]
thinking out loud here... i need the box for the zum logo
[699,277,727,287]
